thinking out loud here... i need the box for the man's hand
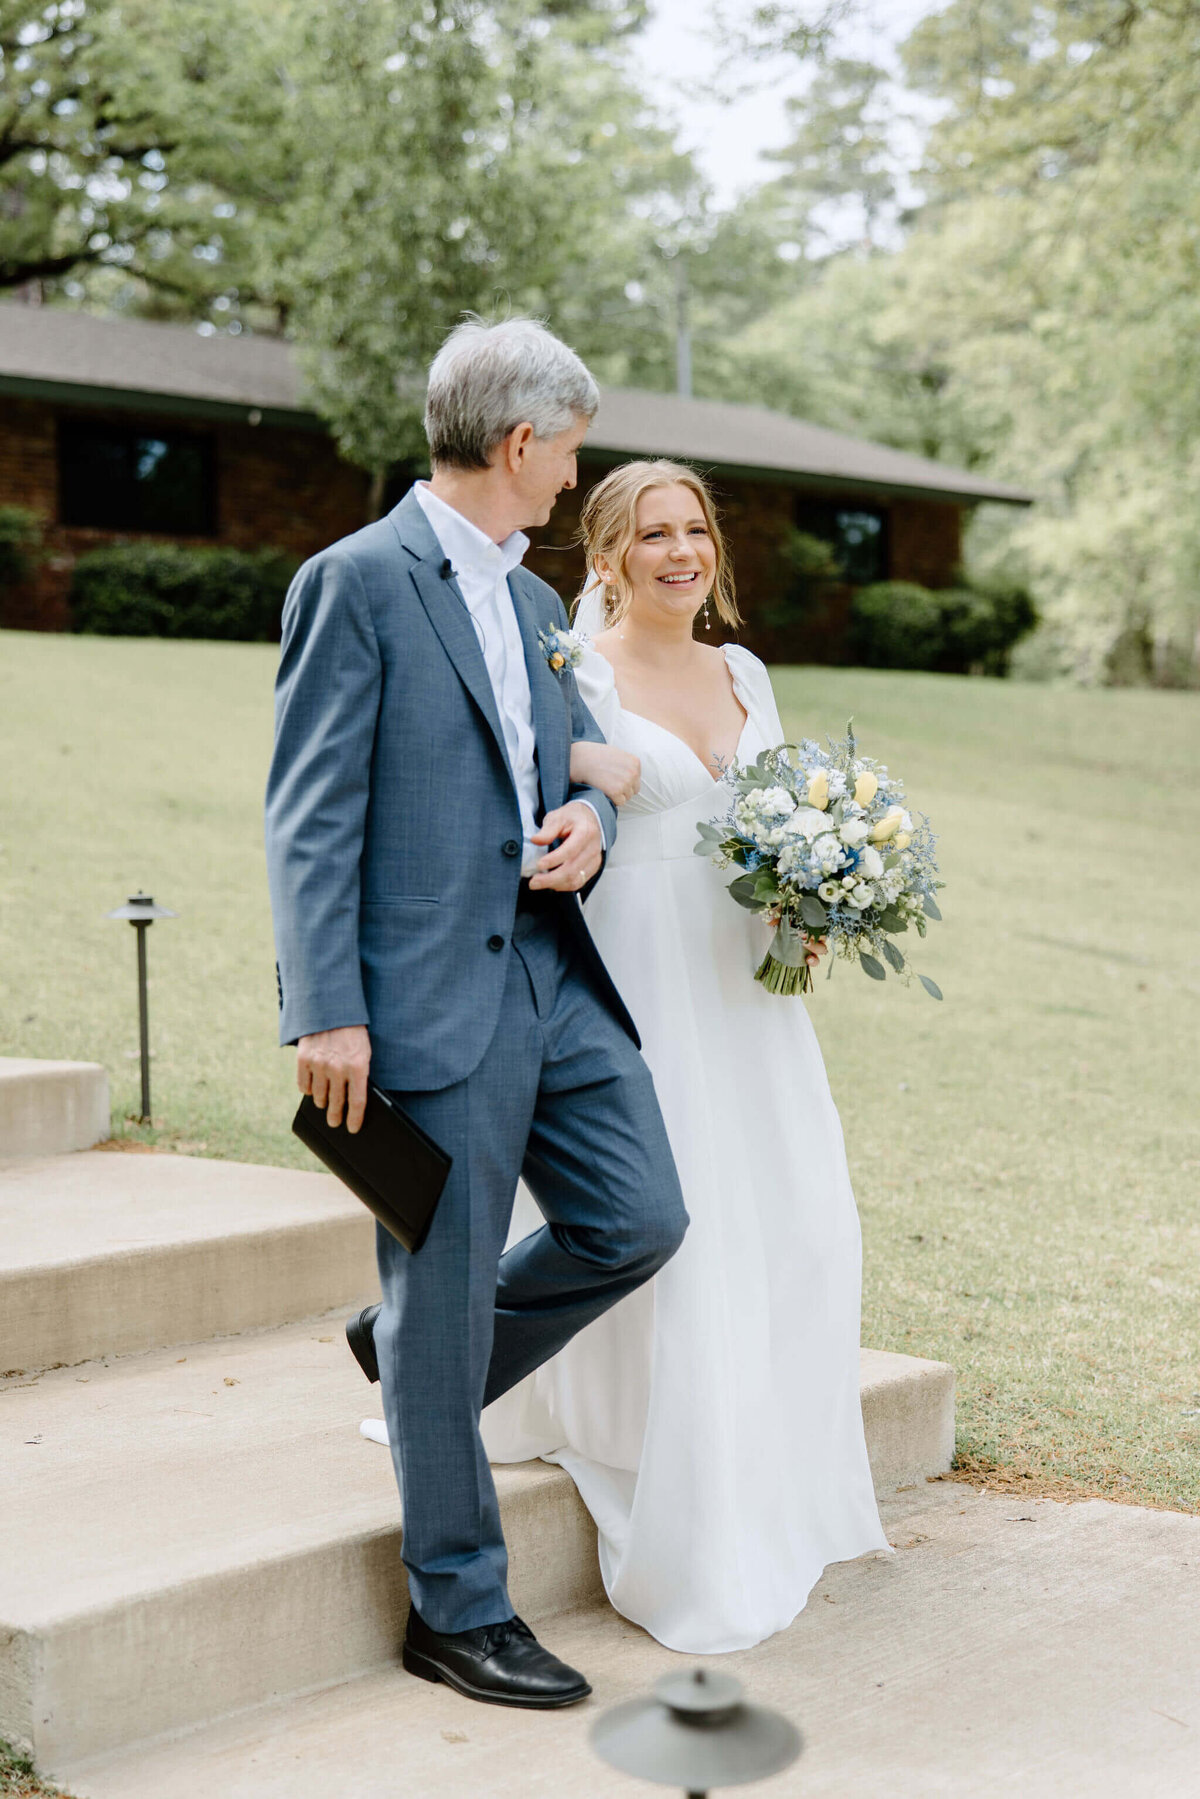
[297,1024,371,1133]
[529,800,605,893]
[569,740,641,808]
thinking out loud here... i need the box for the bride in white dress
[479,459,890,1654]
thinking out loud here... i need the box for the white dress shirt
[414,483,600,876]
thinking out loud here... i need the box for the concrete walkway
[61,1482,1200,1799]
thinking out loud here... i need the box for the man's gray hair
[424,316,599,470]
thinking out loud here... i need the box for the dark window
[794,498,888,585]
[58,419,216,535]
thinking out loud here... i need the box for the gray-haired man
[265,319,686,1707]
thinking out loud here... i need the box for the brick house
[0,305,1030,657]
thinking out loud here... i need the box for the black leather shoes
[402,1607,591,1709]
[345,1303,381,1384]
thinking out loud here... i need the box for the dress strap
[723,645,784,746]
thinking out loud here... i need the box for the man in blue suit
[265,318,686,1709]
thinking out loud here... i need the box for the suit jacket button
[503,839,520,857]
[487,934,505,952]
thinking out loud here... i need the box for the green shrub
[938,579,1039,676]
[849,581,945,669]
[851,576,1037,675]
[0,506,44,591]
[70,543,299,641]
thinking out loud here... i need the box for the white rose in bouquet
[782,806,832,843]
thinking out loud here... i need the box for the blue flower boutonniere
[538,626,587,675]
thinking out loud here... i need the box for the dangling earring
[702,599,712,631]
[604,576,624,638]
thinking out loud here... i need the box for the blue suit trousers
[373,908,687,1633]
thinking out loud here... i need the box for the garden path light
[591,1666,802,1797]
[104,892,177,1123]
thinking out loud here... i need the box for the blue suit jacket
[264,487,636,1091]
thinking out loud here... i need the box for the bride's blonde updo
[574,459,741,632]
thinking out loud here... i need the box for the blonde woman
[480,460,890,1654]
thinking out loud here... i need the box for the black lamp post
[591,1667,803,1799]
[104,892,177,1123]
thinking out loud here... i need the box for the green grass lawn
[2,630,1198,1510]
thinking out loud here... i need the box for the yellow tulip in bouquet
[694,723,944,997]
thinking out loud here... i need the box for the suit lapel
[509,571,568,813]
[390,491,514,783]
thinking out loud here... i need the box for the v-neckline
[614,645,750,785]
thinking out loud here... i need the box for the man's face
[508,416,589,528]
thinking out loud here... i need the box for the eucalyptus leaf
[919,974,944,1001]
[881,939,905,973]
[860,951,886,981]
[693,838,719,858]
[923,894,943,921]
[799,895,828,930]
[728,874,763,911]
[878,905,907,933]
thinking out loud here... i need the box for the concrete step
[0,1151,377,1373]
[0,1318,951,1768]
[55,1488,1200,1799]
[0,1058,109,1158]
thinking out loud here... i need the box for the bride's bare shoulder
[589,630,620,669]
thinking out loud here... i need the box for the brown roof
[0,303,1032,506]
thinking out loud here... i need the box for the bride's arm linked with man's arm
[569,740,641,808]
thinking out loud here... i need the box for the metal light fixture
[592,1667,803,1798]
[104,892,177,1123]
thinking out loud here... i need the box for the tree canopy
[720,0,1200,682]
[0,0,281,305]
[6,0,1200,681]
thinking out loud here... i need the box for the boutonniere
[537,625,588,675]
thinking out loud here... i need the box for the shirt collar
[414,482,529,582]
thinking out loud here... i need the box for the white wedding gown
[477,642,890,1653]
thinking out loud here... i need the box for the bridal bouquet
[694,725,943,998]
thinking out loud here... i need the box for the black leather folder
[292,1082,451,1254]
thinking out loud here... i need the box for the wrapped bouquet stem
[696,723,944,1000]
[756,915,827,996]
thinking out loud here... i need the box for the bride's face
[612,484,717,625]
